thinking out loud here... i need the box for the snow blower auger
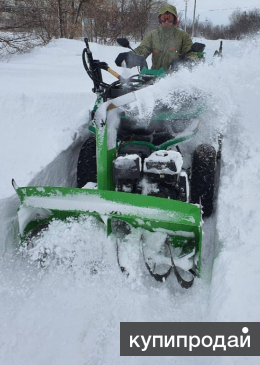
[12,38,219,289]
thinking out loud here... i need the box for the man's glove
[115,52,147,69]
[95,61,108,70]
[115,52,129,67]
[190,42,205,53]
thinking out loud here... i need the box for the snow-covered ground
[1,35,260,364]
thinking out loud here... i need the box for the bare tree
[55,0,91,39]
[0,0,92,57]
[228,8,260,39]
[0,0,192,57]
[82,0,161,44]
[0,0,51,57]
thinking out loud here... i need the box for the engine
[113,145,189,202]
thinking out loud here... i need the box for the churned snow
[1,35,260,364]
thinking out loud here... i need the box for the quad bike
[12,38,222,288]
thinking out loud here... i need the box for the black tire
[24,222,51,267]
[190,144,216,217]
[77,136,97,188]
[25,222,50,248]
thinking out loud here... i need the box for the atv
[12,38,221,289]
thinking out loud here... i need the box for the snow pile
[209,36,260,322]
[0,38,135,199]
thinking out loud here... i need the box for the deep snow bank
[209,35,260,322]
[0,38,136,200]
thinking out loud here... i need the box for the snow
[1,35,260,364]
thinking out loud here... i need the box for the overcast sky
[169,0,260,25]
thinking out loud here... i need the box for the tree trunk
[57,0,64,38]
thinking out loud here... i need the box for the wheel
[77,136,97,188]
[23,223,50,267]
[190,144,216,217]
[25,222,50,247]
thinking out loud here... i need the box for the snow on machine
[12,38,221,288]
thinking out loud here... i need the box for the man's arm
[180,32,198,60]
[134,32,153,58]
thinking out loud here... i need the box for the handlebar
[82,38,155,101]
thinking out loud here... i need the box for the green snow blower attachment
[13,184,202,256]
[12,38,216,289]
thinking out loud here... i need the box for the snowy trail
[1,37,260,364]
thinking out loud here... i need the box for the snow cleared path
[1,36,260,365]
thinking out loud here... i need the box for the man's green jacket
[134,26,197,71]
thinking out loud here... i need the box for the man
[116,3,198,71]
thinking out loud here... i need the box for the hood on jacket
[158,3,177,18]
